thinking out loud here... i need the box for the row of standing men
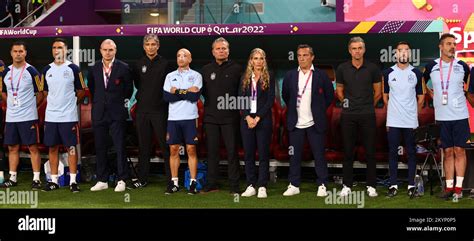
[1,33,473,200]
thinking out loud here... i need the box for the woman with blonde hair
[239,48,275,198]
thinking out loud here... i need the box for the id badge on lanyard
[13,96,20,107]
[11,65,26,107]
[440,60,453,105]
[297,71,312,109]
[441,93,448,105]
[250,81,257,113]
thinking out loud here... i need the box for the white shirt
[102,58,114,88]
[2,63,41,122]
[424,58,470,121]
[384,64,423,128]
[43,60,85,122]
[296,65,314,128]
[250,73,258,114]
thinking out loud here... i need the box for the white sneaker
[90,181,108,191]
[257,187,267,198]
[283,184,300,196]
[317,184,328,197]
[339,185,352,197]
[367,186,378,197]
[114,180,126,192]
[241,185,256,197]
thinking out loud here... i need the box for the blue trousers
[288,125,328,186]
[240,117,272,187]
[387,127,417,186]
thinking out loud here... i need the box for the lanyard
[10,64,26,96]
[251,79,257,100]
[439,59,453,94]
[298,70,313,96]
[103,63,113,82]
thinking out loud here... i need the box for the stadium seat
[19,97,48,154]
[316,64,336,82]
[324,93,344,163]
[196,99,207,158]
[79,89,94,157]
[273,104,289,161]
[323,97,345,163]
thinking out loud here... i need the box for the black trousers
[341,113,377,187]
[136,112,170,184]
[205,122,240,189]
[93,116,129,182]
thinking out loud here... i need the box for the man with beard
[383,41,424,197]
[423,33,474,200]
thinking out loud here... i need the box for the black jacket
[239,72,275,120]
[132,55,170,114]
[201,60,242,124]
[88,59,133,121]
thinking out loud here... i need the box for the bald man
[163,49,202,194]
[88,39,134,192]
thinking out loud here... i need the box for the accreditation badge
[442,93,448,105]
[13,96,20,107]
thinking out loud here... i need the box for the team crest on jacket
[142,65,147,73]
[408,74,415,84]
[210,72,216,80]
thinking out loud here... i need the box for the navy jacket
[88,59,133,121]
[282,67,334,133]
[239,73,275,120]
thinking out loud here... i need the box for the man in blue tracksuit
[383,41,424,197]
[163,48,202,195]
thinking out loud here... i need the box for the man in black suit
[282,44,334,197]
[88,39,133,192]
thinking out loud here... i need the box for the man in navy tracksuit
[282,44,334,197]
